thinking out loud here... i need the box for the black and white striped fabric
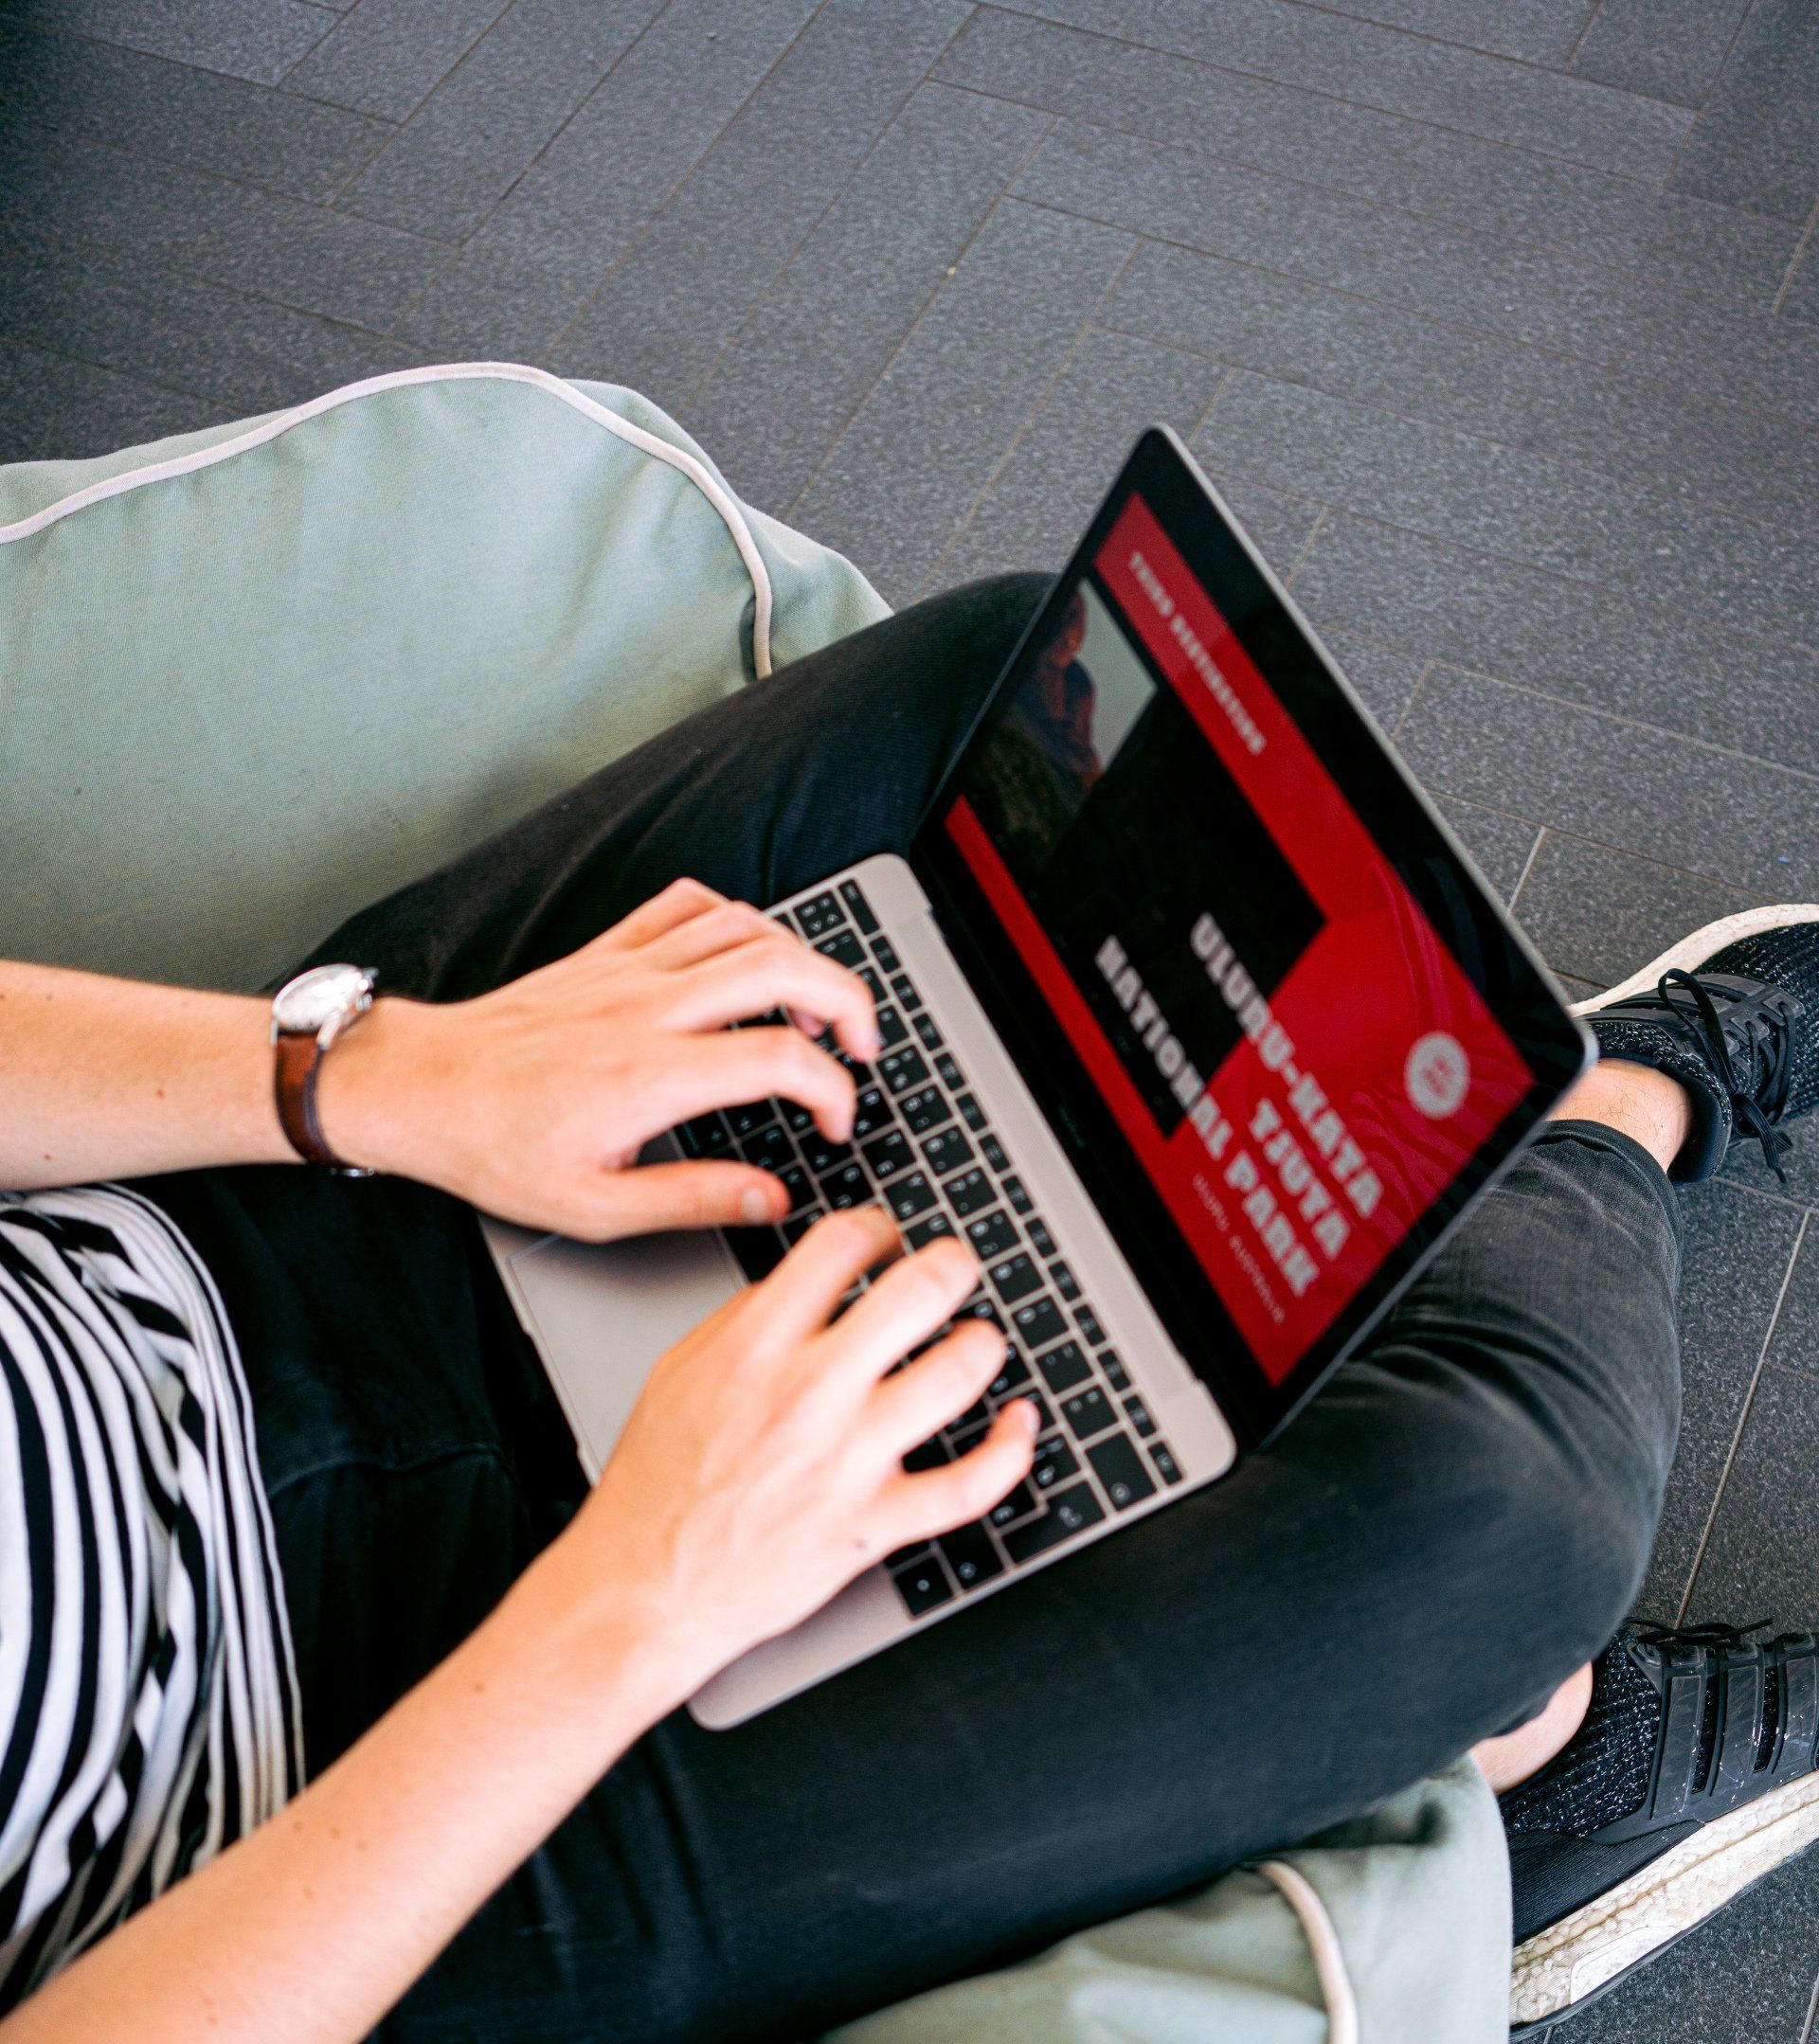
[0,1186,302,2009]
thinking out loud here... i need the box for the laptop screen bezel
[910,426,1593,1453]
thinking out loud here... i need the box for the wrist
[311,995,447,1180]
[498,1539,705,1739]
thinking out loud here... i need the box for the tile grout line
[0,332,233,417]
[944,75,1797,316]
[1387,658,1432,744]
[9,114,456,248]
[963,3,1702,191]
[314,0,524,208]
[1504,824,1547,913]
[0,216,440,360]
[1800,1948,1819,2044]
[1407,654,1819,785]
[1414,804,1773,899]
[670,5,984,422]
[536,0,837,368]
[1279,501,1328,589]
[1099,325,1819,554]
[1772,194,1819,317]
[1009,168,1819,434]
[1562,0,1606,70]
[1676,1205,1810,1624]
[1084,281,1819,454]
[1184,363,1235,445]
[912,231,1146,601]
[377,0,689,341]
[989,0,1684,99]
[1660,0,1758,192]
[778,113,1060,525]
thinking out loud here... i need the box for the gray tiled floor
[3,1,1818,2033]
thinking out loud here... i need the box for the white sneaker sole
[1509,1768,1819,2028]
[1573,905,1819,1016]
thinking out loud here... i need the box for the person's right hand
[531,1206,1038,1707]
[319,878,880,1243]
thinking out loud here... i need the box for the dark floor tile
[1672,0,1819,224]
[680,82,1053,516]
[0,337,230,462]
[1509,833,1753,988]
[0,17,391,201]
[1195,371,1819,647]
[0,120,447,331]
[1570,0,1751,110]
[1204,470,1325,578]
[1687,1358,1819,1630]
[548,0,969,408]
[1432,796,1538,904]
[1105,238,1819,538]
[1633,1183,1805,1624]
[0,0,334,86]
[335,0,664,242]
[942,9,1796,303]
[1271,0,1594,66]
[1023,120,1819,410]
[1767,1226,1819,1379]
[1395,667,1819,901]
[281,0,510,123]
[1289,512,1819,775]
[390,0,811,359]
[1302,623,1424,732]
[790,199,1133,605]
[0,223,422,412]
[928,324,1220,592]
[1560,1814,1819,2041]
[1722,1132,1819,1210]
[995,0,1140,28]
[1553,970,1604,1001]
[1116,0,1688,178]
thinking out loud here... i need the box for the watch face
[273,963,372,1035]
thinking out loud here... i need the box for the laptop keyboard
[672,874,1183,1623]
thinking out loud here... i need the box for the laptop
[483,426,1592,1729]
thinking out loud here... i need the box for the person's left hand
[317,878,879,1240]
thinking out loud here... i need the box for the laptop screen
[914,430,1586,1446]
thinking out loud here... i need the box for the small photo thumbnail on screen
[973,581,1159,879]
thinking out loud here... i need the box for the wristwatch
[270,963,379,1174]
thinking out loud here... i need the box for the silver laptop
[484,428,1590,1730]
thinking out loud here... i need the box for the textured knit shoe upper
[1504,1622,1819,1945]
[1586,912,1819,1180]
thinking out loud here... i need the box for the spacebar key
[1000,1481,1105,1564]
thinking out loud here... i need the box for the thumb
[585,1160,790,1241]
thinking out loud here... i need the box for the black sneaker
[1576,906,1819,1180]
[1505,1622,1819,2033]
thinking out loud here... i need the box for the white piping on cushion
[1256,1858,1361,2044]
[0,361,778,678]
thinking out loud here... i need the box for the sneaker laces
[1652,970,1794,1178]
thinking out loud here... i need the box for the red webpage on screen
[945,494,1535,1385]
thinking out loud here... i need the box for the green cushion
[4,369,1509,2042]
[0,364,886,992]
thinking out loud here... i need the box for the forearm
[1,1550,689,2044]
[0,961,433,1191]
[0,960,296,1187]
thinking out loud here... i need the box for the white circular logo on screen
[1406,1032,1470,1119]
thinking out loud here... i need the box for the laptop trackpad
[513,1228,742,1477]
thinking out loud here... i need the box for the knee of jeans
[1398,1368,1661,1680]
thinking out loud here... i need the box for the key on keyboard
[665,871,1184,1620]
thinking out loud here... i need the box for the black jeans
[144,575,1683,2044]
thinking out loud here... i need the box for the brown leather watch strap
[274,1027,346,1170]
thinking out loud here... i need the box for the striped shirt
[0,1186,302,2009]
